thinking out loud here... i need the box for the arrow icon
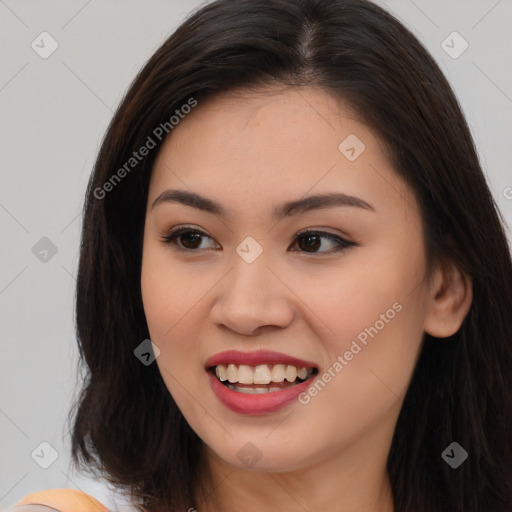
[134,339,160,365]
[441,441,468,468]
[31,31,59,59]
[236,442,262,467]
[236,237,263,263]
[32,237,58,263]
[31,441,59,469]
[441,32,468,59]
[339,134,365,161]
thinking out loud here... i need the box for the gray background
[1,0,511,509]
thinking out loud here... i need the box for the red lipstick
[205,350,318,415]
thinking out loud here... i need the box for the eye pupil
[181,232,202,249]
[299,235,321,252]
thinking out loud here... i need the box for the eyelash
[160,226,356,254]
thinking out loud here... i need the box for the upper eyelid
[164,225,350,240]
[163,226,354,250]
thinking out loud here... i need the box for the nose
[209,252,295,336]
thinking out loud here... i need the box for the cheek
[141,255,205,414]
[303,238,425,376]
[295,288,424,448]
[141,241,201,340]
[141,262,171,341]
[301,247,424,348]
[140,245,211,379]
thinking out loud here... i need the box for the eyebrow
[151,189,375,218]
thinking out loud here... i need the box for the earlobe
[423,261,473,338]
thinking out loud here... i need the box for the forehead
[162,86,370,161]
[148,86,413,221]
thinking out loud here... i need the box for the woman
[12,0,512,511]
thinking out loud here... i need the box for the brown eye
[180,232,203,249]
[297,234,322,252]
[292,230,354,254]
[162,227,218,251]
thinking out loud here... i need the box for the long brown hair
[69,1,512,510]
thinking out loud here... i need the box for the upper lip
[205,350,318,370]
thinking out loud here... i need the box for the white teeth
[215,365,228,381]
[213,363,313,385]
[228,384,284,394]
[271,364,286,382]
[238,365,254,384]
[297,367,308,380]
[285,365,297,382]
[254,364,272,384]
[227,364,238,383]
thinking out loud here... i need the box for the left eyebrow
[151,189,375,218]
[276,192,375,217]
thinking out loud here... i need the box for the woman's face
[141,86,432,472]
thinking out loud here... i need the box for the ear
[423,260,473,338]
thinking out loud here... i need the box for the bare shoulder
[10,488,109,512]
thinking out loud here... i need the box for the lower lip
[208,371,314,415]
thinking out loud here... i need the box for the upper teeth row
[215,364,312,384]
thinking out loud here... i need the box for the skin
[141,86,472,512]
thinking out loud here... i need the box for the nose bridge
[231,247,269,297]
[227,244,274,309]
[211,243,293,334]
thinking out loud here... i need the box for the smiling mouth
[208,363,318,394]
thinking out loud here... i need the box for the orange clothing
[13,488,146,512]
